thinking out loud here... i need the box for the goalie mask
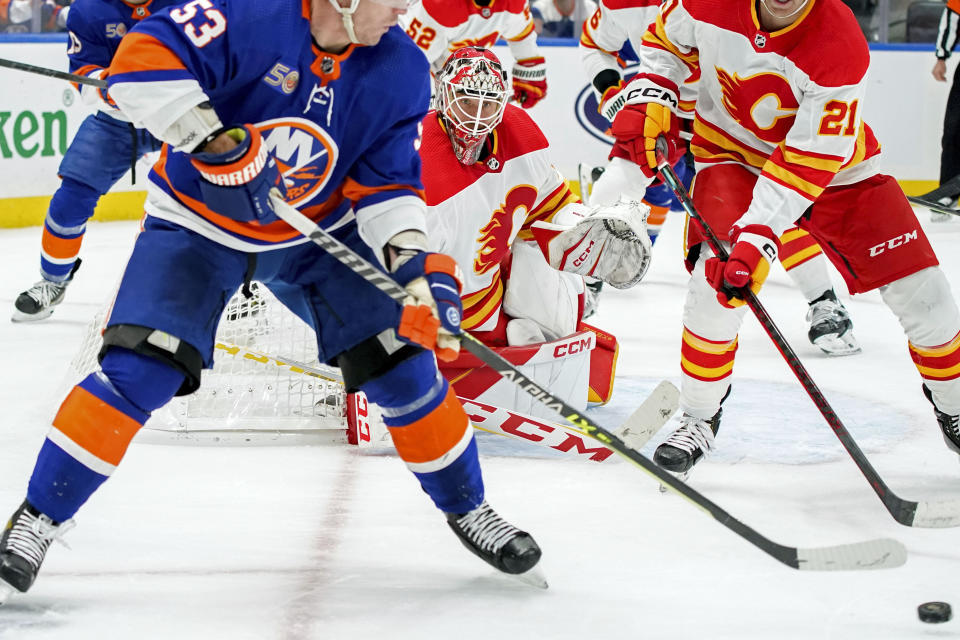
[435,47,509,165]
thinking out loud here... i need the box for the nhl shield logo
[321,56,335,75]
[481,7,491,17]
[754,33,766,48]
[486,157,500,171]
[135,6,146,17]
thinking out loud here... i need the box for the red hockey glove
[597,79,626,123]
[191,124,287,224]
[512,57,547,109]
[608,80,680,179]
[704,225,780,308]
[392,252,464,362]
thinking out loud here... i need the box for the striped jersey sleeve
[937,0,960,60]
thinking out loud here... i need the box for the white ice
[3,210,960,640]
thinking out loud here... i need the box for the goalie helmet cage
[65,282,360,445]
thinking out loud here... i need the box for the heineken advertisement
[0,40,948,228]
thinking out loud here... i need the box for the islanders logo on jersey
[258,117,338,207]
[716,67,798,144]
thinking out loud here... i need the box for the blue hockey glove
[191,124,286,224]
[392,252,464,362]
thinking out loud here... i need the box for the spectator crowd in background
[1,0,71,34]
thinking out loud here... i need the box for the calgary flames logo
[716,67,799,144]
[451,32,500,51]
[474,185,538,274]
[257,117,338,207]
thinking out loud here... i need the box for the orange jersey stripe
[109,32,187,76]
[52,387,142,467]
[387,386,470,464]
[342,176,425,203]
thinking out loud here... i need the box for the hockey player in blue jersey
[0,0,543,601]
[11,0,183,322]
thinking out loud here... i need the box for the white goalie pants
[682,247,960,419]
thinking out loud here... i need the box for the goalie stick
[269,192,907,571]
[655,137,960,529]
[213,341,680,459]
[0,57,107,88]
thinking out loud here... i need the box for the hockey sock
[362,350,483,514]
[40,177,100,282]
[27,349,184,522]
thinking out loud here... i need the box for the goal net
[66,282,367,445]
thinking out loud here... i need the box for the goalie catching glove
[530,198,652,289]
[387,231,464,362]
[704,224,780,308]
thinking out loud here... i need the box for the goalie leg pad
[362,350,483,514]
[502,242,583,342]
[27,349,183,523]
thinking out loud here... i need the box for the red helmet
[435,47,509,165]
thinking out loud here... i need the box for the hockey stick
[654,138,960,528]
[0,57,107,88]
[914,174,960,203]
[269,192,905,571]
[213,342,679,459]
[906,195,960,217]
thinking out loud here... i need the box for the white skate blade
[813,331,861,357]
[659,469,690,494]
[10,307,55,323]
[577,162,592,206]
[510,564,548,589]
[0,580,15,605]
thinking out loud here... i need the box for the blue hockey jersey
[106,0,430,252]
[66,0,181,95]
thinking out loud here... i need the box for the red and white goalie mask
[435,47,509,165]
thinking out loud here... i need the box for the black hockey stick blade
[916,174,960,202]
[270,193,907,570]
[0,57,107,88]
[906,195,960,217]
[654,137,960,528]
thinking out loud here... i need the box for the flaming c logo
[716,67,799,144]
[474,185,538,274]
[451,32,500,51]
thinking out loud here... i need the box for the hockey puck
[918,602,952,623]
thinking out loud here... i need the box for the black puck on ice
[918,602,952,623]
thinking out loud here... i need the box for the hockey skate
[654,408,723,475]
[0,501,74,604]
[806,290,861,356]
[923,385,960,456]
[11,258,81,323]
[446,500,546,588]
[930,196,957,223]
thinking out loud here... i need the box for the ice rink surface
[3,210,960,639]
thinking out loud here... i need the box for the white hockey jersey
[401,0,540,69]
[635,0,883,235]
[580,0,697,113]
[420,105,580,332]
